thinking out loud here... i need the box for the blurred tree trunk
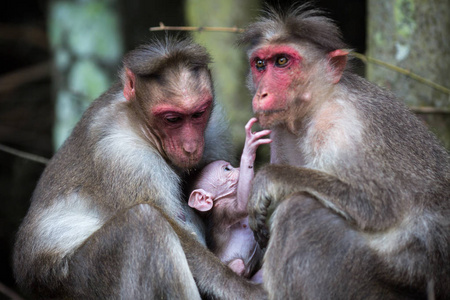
[367,0,450,148]
[48,0,124,149]
[185,0,260,152]
[120,0,185,50]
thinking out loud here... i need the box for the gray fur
[238,3,348,54]
[13,38,264,299]
[243,4,450,300]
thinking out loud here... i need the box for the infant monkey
[189,118,271,282]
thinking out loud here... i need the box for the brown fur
[13,37,265,299]
[240,4,450,300]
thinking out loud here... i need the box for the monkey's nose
[183,142,197,154]
[253,90,271,111]
[255,92,268,101]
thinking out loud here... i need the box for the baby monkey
[188,118,271,282]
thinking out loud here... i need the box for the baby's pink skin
[188,118,271,282]
[237,117,272,212]
[228,258,246,276]
[188,118,272,216]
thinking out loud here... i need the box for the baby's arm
[236,118,272,212]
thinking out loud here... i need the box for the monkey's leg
[67,203,201,300]
[263,193,411,300]
[171,215,268,300]
[248,164,398,247]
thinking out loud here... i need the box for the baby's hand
[241,118,272,164]
[237,118,271,210]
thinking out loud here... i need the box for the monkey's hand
[241,118,272,163]
[248,164,296,248]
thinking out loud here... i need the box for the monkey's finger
[245,118,258,131]
[254,226,269,249]
[249,213,268,246]
[252,130,272,139]
[254,139,273,146]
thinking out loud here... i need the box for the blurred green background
[0,0,448,298]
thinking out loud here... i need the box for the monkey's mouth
[168,152,203,169]
[255,109,286,127]
[258,109,286,116]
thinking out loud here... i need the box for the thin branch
[0,282,24,300]
[410,106,450,114]
[0,143,49,165]
[0,61,51,92]
[150,22,244,33]
[149,24,450,97]
[351,52,450,95]
[0,23,48,50]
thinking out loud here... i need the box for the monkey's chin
[255,111,285,129]
[171,155,202,170]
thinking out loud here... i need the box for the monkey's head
[238,4,349,129]
[188,160,239,212]
[122,38,214,169]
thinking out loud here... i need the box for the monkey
[238,4,450,300]
[188,117,270,282]
[13,37,266,299]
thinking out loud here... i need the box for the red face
[151,96,213,169]
[123,67,215,169]
[249,45,303,128]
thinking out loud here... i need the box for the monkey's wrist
[240,158,255,169]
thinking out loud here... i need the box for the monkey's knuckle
[256,229,269,249]
[262,192,272,209]
[248,216,257,230]
[249,193,258,208]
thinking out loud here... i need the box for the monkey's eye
[224,165,232,171]
[275,56,289,67]
[165,116,182,124]
[192,111,204,119]
[255,59,265,71]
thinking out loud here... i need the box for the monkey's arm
[248,164,401,246]
[165,209,267,300]
[235,153,256,215]
[236,118,272,215]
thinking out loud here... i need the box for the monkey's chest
[218,218,257,263]
[271,127,306,166]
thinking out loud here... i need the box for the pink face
[197,160,239,200]
[123,67,215,169]
[151,98,213,169]
[249,45,303,127]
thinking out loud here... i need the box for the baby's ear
[188,189,214,212]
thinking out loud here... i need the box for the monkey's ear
[188,189,214,212]
[123,68,136,101]
[327,49,349,84]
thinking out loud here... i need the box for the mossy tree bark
[367,0,450,148]
[48,0,124,149]
[185,0,260,153]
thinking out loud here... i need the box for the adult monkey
[13,38,265,299]
[239,4,450,300]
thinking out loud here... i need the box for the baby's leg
[228,258,245,276]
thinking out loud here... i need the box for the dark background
[0,0,365,298]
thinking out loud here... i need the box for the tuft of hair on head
[123,35,212,77]
[237,1,348,54]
